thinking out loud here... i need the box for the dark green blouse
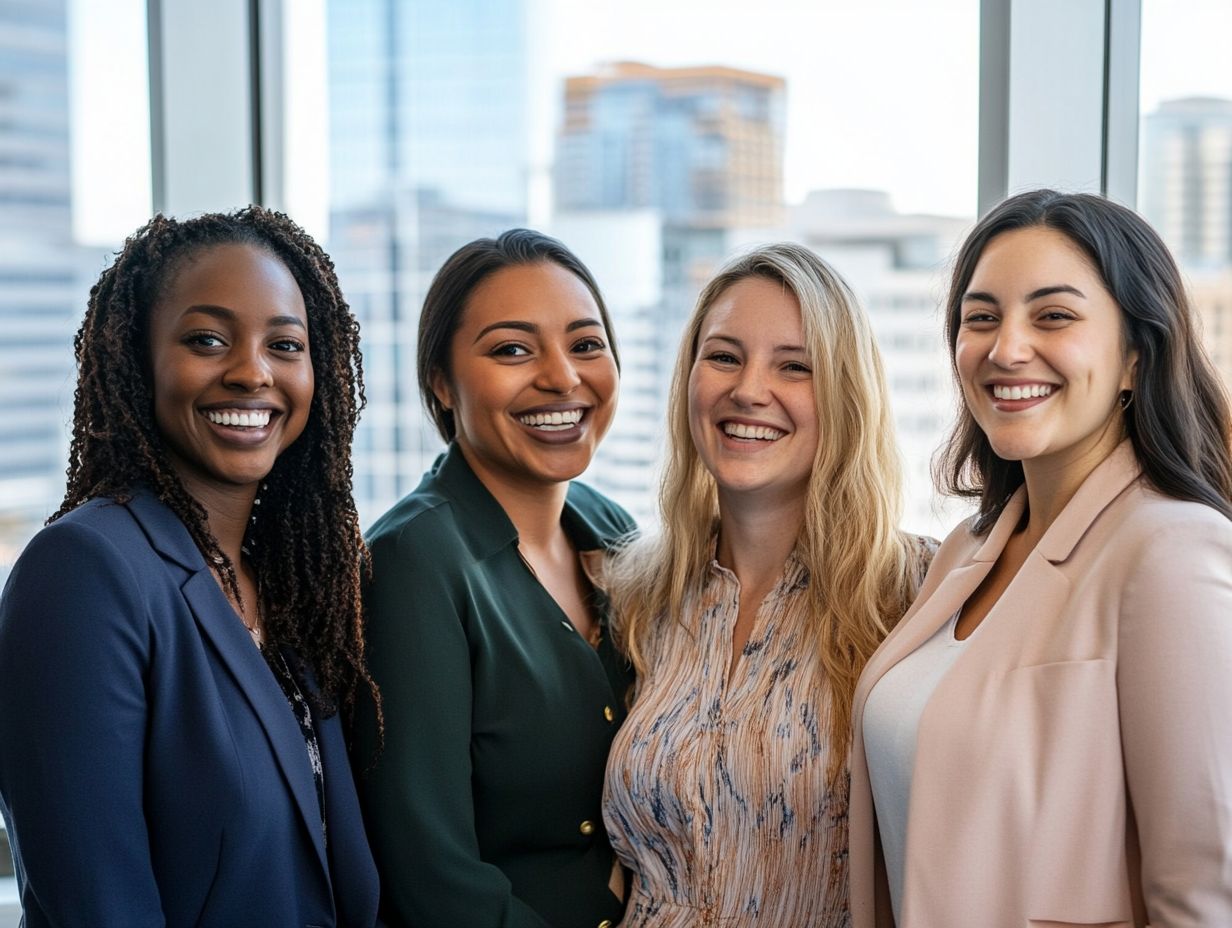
[354,443,636,928]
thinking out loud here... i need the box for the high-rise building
[556,61,785,230]
[0,0,81,571]
[326,0,534,524]
[553,61,787,522]
[1142,96,1232,387]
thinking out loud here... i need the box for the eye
[183,331,226,349]
[270,337,307,353]
[704,350,740,365]
[783,361,812,374]
[489,342,531,358]
[960,310,998,327]
[571,335,607,354]
[1039,309,1077,324]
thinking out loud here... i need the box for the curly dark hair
[54,206,380,725]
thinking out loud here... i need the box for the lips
[517,408,584,431]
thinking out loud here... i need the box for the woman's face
[688,276,818,507]
[434,261,618,490]
[147,243,314,500]
[955,225,1136,471]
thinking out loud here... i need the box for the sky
[66,0,1232,246]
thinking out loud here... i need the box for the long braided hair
[54,206,379,726]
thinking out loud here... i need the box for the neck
[458,445,570,550]
[1020,430,1126,540]
[714,488,805,590]
[178,474,258,566]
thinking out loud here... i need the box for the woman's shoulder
[564,481,637,546]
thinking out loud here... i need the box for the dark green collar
[430,442,620,559]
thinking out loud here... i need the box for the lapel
[856,441,1142,708]
[125,491,330,884]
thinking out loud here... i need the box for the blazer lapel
[855,490,1026,709]
[125,492,330,882]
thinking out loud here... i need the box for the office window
[279,0,978,535]
[1139,0,1232,388]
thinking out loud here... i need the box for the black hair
[937,189,1232,532]
[416,228,620,442]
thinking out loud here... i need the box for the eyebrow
[472,316,603,343]
[182,304,306,329]
[703,334,807,353]
[962,284,1086,305]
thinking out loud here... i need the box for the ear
[1121,347,1139,391]
[430,368,453,410]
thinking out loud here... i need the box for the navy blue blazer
[0,492,379,927]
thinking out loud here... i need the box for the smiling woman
[602,243,936,927]
[353,229,635,928]
[0,208,380,927]
[849,190,1232,927]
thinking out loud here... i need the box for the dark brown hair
[416,228,620,442]
[937,189,1232,532]
[56,206,379,723]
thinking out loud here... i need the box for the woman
[0,209,380,926]
[353,229,635,928]
[602,243,934,927]
[851,190,1232,926]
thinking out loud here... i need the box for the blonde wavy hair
[608,242,922,782]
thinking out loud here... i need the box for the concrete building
[0,0,83,571]
[1141,97,1232,388]
[556,61,785,230]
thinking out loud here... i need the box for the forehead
[970,226,1103,290]
[701,276,803,338]
[459,261,600,329]
[156,242,306,319]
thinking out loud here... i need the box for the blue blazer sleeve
[0,520,165,927]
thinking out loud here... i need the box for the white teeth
[518,409,584,430]
[205,409,272,428]
[723,422,785,441]
[992,384,1054,400]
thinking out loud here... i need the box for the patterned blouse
[603,538,935,928]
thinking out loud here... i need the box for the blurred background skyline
[3,0,1232,588]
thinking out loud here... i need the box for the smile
[517,409,584,431]
[723,422,785,441]
[204,409,273,428]
[990,384,1054,400]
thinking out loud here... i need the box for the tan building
[556,61,785,229]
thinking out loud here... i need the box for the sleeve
[0,521,165,927]
[1117,513,1232,926]
[358,512,552,928]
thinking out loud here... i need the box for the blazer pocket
[1012,660,1134,927]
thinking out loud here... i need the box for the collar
[428,442,621,559]
[122,488,209,573]
[973,439,1142,565]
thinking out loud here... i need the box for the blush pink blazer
[849,442,1232,928]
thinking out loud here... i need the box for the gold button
[598,921,613,928]
[579,820,595,836]
[603,705,615,722]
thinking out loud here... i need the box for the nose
[535,345,582,394]
[222,341,274,391]
[729,362,771,407]
[987,317,1034,368]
